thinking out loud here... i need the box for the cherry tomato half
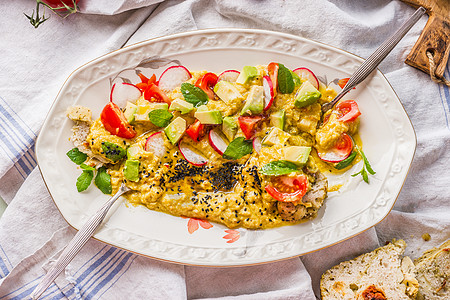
[316,133,353,163]
[238,115,263,139]
[265,174,309,202]
[267,62,279,97]
[100,102,136,139]
[144,84,171,104]
[136,74,157,91]
[195,72,218,100]
[336,100,361,123]
[186,120,206,142]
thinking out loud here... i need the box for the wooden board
[400,0,450,78]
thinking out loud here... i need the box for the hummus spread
[68,64,362,229]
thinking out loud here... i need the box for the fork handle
[322,6,426,112]
[30,185,130,299]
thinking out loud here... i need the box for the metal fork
[321,6,426,113]
[30,183,131,299]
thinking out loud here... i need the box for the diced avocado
[222,116,238,141]
[194,110,223,125]
[290,70,301,87]
[214,81,243,104]
[283,146,311,166]
[241,85,264,115]
[101,142,126,162]
[294,81,322,108]
[169,99,194,114]
[270,110,286,130]
[236,66,258,84]
[262,127,291,146]
[123,102,137,124]
[127,144,141,159]
[123,159,140,182]
[134,103,169,122]
[164,116,186,144]
[196,105,208,112]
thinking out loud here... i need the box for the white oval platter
[36,28,416,266]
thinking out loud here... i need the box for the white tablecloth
[0,0,449,299]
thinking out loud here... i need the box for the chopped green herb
[76,170,93,192]
[260,160,299,175]
[66,148,87,165]
[334,151,357,170]
[148,109,173,127]
[181,83,209,107]
[277,63,294,94]
[351,145,375,183]
[95,166,112,194]
[101,142,126,162]
[80,163,95,171]
[223,137,253,160]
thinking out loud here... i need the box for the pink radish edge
[145,131,166,158]
[293,67,319,90]
[208,129,229,155]
[262,76,274,111]
[252,137,262,154]
[179,139,208,166]
[110,82,142,108]
[158,65,192,93]
[217,70,240,82]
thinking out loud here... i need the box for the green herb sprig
[351,145,375,183]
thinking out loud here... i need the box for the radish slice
[262,76,274,111]
[179,140,208,166]
[110,82,142,108]
[252,137,262,154]
[208,129,229,155]
[158,66,192,93]
[217,70,240,82]
[316,133,353,163]
[293,68,319,90]
[145,132,166,158]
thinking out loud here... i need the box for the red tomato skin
[43,0,79,9]
[186,120,205,141]
[336,100,361,122]
[267,62,279,96]
[100,102,136,139]
[316,133,353,163]
[144,84,171,104]
[265,175,309,202]
[238,115,263,139]
[195,73,218,100]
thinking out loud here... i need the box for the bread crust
[415,240,450,300]
[320,240,417,300]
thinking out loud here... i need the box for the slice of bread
[320,240,418,299]
[415,240,450,300]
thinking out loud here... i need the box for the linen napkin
[0,0,449,299]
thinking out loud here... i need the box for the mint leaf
[148,109,173,127]
[277,63,294,94]
[101,142,126,162]
[223,137,253,160]
[67,148,87,165]
[181,83,209,107]
[260,160,299,176]
[80,163,95,171]
[334,152,357,170]
[76,170,93,192]
[95,166,112,194]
